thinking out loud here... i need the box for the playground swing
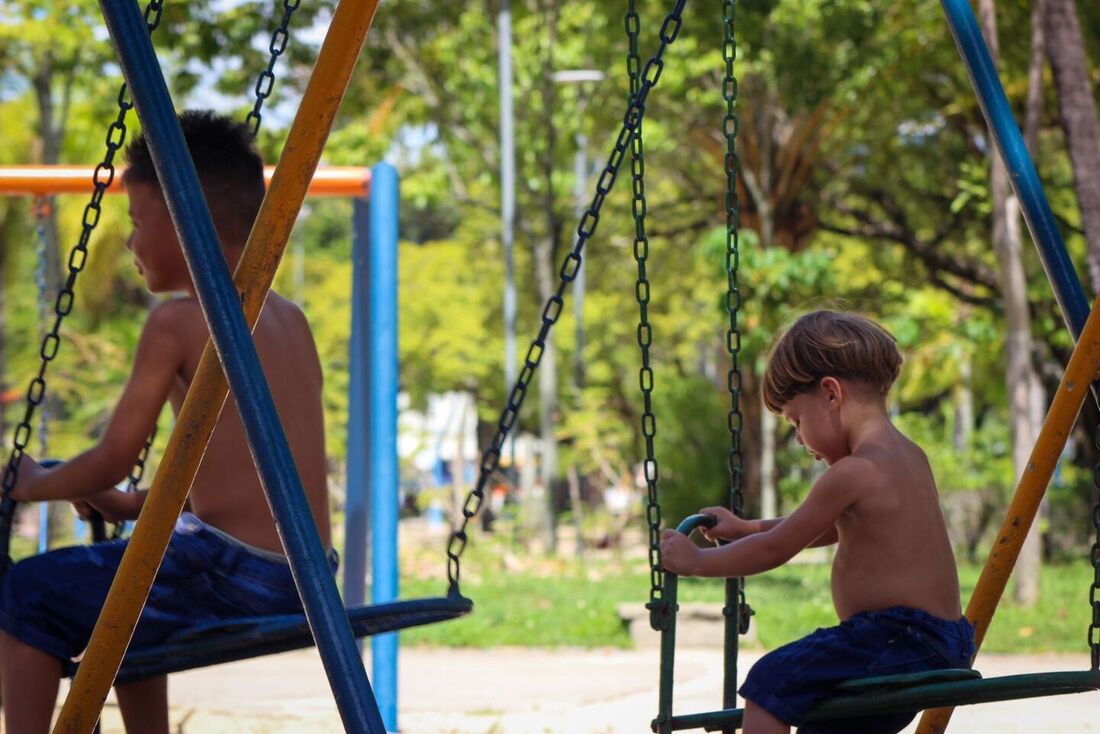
[0,0,470,691]
[611,2,1100,733]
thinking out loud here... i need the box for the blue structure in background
[370,163,401,731]
[100,0,383,730]
[941,0,1090,339]
[344,163,402,731]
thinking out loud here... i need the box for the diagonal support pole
[939,0,1090,341]
[55,0,383,732]
[918,3,1100,732]
[916,302,1100,734]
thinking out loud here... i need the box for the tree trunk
[1007,194,1043,605]
[535,0,561,553]
[978,0,1042,605]
[1024,0,1046,156]
[32,58,72,545]
[760,408,777,518]
[953,353,973,453]
[31,64,62,297]
[740,77,777,522]
[450,394,469,529]
[567,463,584,558]
[535,235,559,553]
[1044,0,1100,293]
[0,213,7,436]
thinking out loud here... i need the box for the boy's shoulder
[816,455,881,495]
[145,295,203,324]
[137,296,205,344]
[140,292,315,356]
[819,434,931,496]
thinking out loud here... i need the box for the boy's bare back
[156,292,330,554]
[825,424,960,621]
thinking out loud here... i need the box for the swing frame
[614,0,1100,732]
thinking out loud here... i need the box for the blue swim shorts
[0,512,337,668]
[739,606,976,734]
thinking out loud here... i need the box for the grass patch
[394,538,1095,654]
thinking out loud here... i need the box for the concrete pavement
[51,647,1100,733]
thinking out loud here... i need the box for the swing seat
[658,668,1100,732]
[64,594,472,684]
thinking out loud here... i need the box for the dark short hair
[762,310,903,413]
[123,110,265,245]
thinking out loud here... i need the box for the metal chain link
[1090,425,1100,669]
[110,425,158,540]
[0,1,166,562]
[625,0,668,629]
[720,0,752,635]
[244,0,303,138]
[446,0,689,592]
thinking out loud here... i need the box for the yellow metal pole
[915,295,1100,734]
[54,0,382,730]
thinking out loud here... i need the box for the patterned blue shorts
[0,512,337,666]
[740,606,976,734]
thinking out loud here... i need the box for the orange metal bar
[52,0,382,730]
[0,165,370,197]
[915,294,1100,734]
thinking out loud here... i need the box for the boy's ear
[819,376,843,407]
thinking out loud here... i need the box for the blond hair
[762,310,902,413]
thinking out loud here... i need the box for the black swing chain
[445,0,690,593]
[721,0,752,636]
[1090,424,1100,670]
[625,0,668,630]
[245,0,303,138]
[0,2,166,547]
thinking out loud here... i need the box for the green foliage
[2,0,1098,583]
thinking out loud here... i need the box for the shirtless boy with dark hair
[1,109,331,734]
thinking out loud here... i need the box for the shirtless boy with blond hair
[0,110,331,734]
[661,310,975,734]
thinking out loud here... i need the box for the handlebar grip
[88,512,108,543]
[676,513,718,535]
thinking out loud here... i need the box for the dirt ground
[42,647,1100,733]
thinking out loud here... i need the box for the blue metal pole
[941,0,1090,338]
[344,198,370,634]
[38,503,48,553]
[98,1,383,731]
[369,162,400,731]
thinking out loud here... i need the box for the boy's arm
[662,460,861,577]
[698,509,838,546]
[74,488,148,523]
[12,303,187,502]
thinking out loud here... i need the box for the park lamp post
[498,1,520,482]
[550,69,605,390]
[551,68,605,557]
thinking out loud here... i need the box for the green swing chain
[446,0,690,593]
[245,0,302,138]
[1,0,296,547]
[721,0,752,636]
[1090,426,1100,669]
[0,1,167,553]
[625,0,668,629]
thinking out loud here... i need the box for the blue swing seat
[62,593,472,683]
